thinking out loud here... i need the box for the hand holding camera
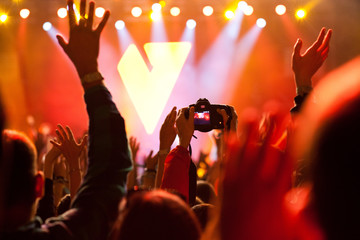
[185,98,233,132]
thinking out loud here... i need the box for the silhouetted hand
[56,0,110,78]
[44,144,62,179]
[217,106,238,133]
[50,124,87,169]
[176,107,194,149]
[144,150,158,170]
[292,28,332,94]
[220,110,293,240]
[129,136,140,163]
[159,107,177,151]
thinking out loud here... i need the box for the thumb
[56,35,68,51]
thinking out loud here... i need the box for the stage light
[159,1,166,7]
[203,6,214,16]
[43,22,52,31]
[225,10,235,20]
[243,5,254,16]
[170,7,180,16]
[95,7,105,18]
[296,9,306,19]
[186,19,196,29]
[238,1,248,11]
[131,7,142,17]
[0,14,8,23]
[275,5,286,16]
[150,12,161,21]
[256,18,266,28]
[152,3,162,12]
[20,9,30,19]
[57,8,67,18]
[115,20,125,30]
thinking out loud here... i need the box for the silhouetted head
[308,95,360,240]
[111,190,201,240]
[192,203,214,231]
[1,130,43,230]
[196,180,217,204]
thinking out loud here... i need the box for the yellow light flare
[197,168,206,179]
[117,42,192,134]
[0,14,8,23]
[296,9,307,19]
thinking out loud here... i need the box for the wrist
[76,63,98,78]
[81,71,104,89]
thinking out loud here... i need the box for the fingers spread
[318,29,332,52]
[67,0,76,28]
[95,10,110,34]
[65,126,76,143]
[87,1,95,29]
[313,27,326,49]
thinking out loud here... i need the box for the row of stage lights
[1,1,308,28]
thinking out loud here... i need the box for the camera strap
[188,134,198,157]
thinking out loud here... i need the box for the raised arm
[45,0,132,239]
[160,107,194,202]
[292,28,332,95]
[291,28,332,113]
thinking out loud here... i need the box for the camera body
[185,98,232,132]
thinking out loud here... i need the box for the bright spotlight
[115,20,125,30]
[186,19,196,29]
[296,9,306,19]
[225,10,235,20]
[238,1,248,10]
[0,14,8,23]
[275,5,286,16]
[95,7,105,18]
[131,7,142,17]
[43,22,52,31]
[170,7,180,16]
[243,5,254,16]
[203,6,214,16]
[152,3,162,12]
[256,18,266,28]
[57,8,67,18]
[150,12,161,21]
[20,9,30,19]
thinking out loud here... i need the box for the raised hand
[144,150,159,170]
[159,107,177,151]
[219,110,293,240]
[56,0,110,78]
[50,124,87,168]
[129,136,140,163]
[292,28,332,93]
[176,107,194,149]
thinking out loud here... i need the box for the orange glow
[118,42,192,134]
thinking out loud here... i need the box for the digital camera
[185,98,232,132]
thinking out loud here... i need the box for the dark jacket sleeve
[290,94,309,114]
[45,85,132,240]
